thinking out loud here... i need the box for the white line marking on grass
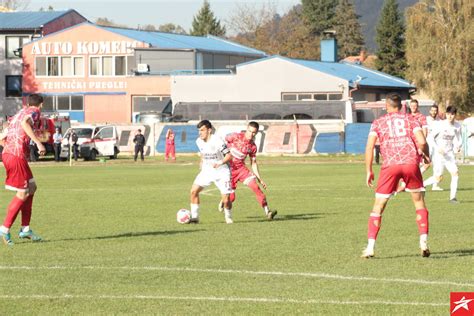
[1,265,473,288]
[0,294,447,307]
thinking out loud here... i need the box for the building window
[102,56,113,76]
[61,57,72,76]
[47,57,59,76]
[282,92,344,101]
[36,56,84,77]
[5,36,29,59]
[115,56,126,76]
[90,56,127,76]
[90,57,100,76]
[42,96,54,111]
[41,95,84,112]
[5,76,22,97]
[74,57,84,76]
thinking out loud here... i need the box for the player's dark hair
[197,120,212,129]
[27,94,43,107]
[410,99,419,105]
[386,93,402,109]
[431,104,438,110]
[446,106,457,114]
[248,121,259,130]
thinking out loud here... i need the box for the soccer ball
[176,209,192,224]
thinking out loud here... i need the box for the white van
[60,125,120,160]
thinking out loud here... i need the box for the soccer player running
[362,93,431,258]
[190,120,234,224]
[0,94,46,246]
[423,106,462,203]
[425,104,442,190]
[218,121,277,220]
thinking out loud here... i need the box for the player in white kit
[425,105,442,190]
[423,106,462,203]
[190,120,234,223]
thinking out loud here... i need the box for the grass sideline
[0,157,472,314]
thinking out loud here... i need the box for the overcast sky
[28,0,300,34]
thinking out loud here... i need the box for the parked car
[60,125,119,160]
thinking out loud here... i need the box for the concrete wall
[171,57,349,104]
[113,121,373,156]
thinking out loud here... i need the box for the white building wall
[171,57,349,104]
[0,34,26,118]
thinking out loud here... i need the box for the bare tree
[226,1,277,36]
[1,0,30,10]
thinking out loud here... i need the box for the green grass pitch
[0,156,472,314]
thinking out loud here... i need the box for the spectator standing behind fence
[69,129,79,161]
[165,128,176,161]
[133,129,146,162]
[29,139,38,162]
[53,127,62,162]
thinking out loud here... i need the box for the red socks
[367,213,382,240]
[3,196,25,228]
[416,209,429,235]
[248,180,267,208]
[21,195,34,227]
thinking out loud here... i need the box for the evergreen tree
[406,0,473,112]
[301,0,337,36]
[334,0,365,59]
[190,0,226,36]
[375,0,406,78]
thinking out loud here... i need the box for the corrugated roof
[0,10,74,30]
[288,57,414,89]
[100,26,266,57]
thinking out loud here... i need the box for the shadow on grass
[37,229,205,244]
[239,212,326,223]
[377,248,474,260]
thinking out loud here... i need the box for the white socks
[21,226,30,233]
[0,225,9,234]
[423,176,437,187]
[367,239,376,252]
[420,234,428,249]
[224,208,233,224]
[190,203,199,219]
[264,206,270,215]
[450,176,458,200]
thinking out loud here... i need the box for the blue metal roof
[240,56,414,89]
[287,57,414,89]
[100,26,266,56]
[0,10,74,30]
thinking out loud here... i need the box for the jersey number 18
[387,118,407,137]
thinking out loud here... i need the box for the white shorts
[433,152,458,176]
[193,167,233,194]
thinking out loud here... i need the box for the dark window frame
[5,75,22,97]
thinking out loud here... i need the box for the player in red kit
[0,94,46,246]
[362,93,431,258]
[397,99,430,192]
[218,121,277,220]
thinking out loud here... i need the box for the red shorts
[230,167,256,189]
[376,164,424,198]
[2,153,34,192]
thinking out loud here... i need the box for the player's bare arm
[21,116,46,155]
[213,152,232,168]
[365,135,377,187]
[250,158,267,189]
[414,129,430,164]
